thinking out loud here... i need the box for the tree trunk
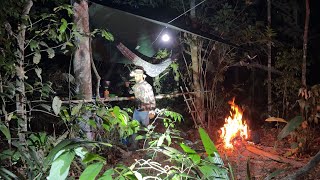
[73,0,92,100]
[73,0,94,140]
[16,0,33,144]
[189,0,204,127]
[302,0,310,87]
[267,0,272,114]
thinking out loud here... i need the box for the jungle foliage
[0,0,319,179]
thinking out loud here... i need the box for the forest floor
[115,124,320,180]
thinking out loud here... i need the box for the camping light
[161,33,170,42]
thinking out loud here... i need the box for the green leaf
[101,30,114,41]
[59,18,68,34]
[66,41,74,47]
[133,171,143,180]
[47,48,55,58]
[39,104,51,111]
[43,139,74,168]
[75,147,88,160]
[113,106,120,118]
[199,165,215,178]
[33,52,41,64]
[0,167,18,180]
[98,169,114,180]
[0,149,21,161]
[199,164,228,179]
[80,162,104,180]
[39,41,48,47]
[52,96,62,115]
[166,135,172,146]
[97,107,107,117]
[47,151,75,180]
[180,143,200,164]
[277,116,303,140]
[71,103,82,116]
[0,123,11,141]
[29,40,39,51]
[102,123,110,132]
[82,153,106,164]
[157,134,165,147]
[199,127,218,156]
[61,109,70,121]
[35,68,42,81]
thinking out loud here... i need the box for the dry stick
[246,145,304,167]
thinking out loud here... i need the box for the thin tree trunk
[16,0,33,144]
[267,0,272,114]
[302,0,310,87]
[190,36,202,108]
[190,0,204,127]
[73,0,92,100]
[90,37,101,98]
[73,0,94,140]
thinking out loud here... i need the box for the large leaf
[277,116,303,140]
[52,96,62,115]
[44,139,112,168]
[0,123,11,141]
[82,153,106,164]
[43,139,74,168]
[98,169,114,180]
[47,150,75,180]
[180,143,200,164]
[199,165,228,179]
[80,162,104,180]
[0,167,18,180]
[199,127,217,156]
[198,165,215,178]
[157,134,165,147]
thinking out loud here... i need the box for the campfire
[220,98,249,149]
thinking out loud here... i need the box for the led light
[161,33,170,42]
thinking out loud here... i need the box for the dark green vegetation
[0,0,319,179]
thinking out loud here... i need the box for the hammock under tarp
[116,42,172,77]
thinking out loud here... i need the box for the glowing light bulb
[161,33,170,42]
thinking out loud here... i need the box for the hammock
[116,43,172,77]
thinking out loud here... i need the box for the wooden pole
[61,91,210,104]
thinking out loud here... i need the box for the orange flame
[220,98,249,149]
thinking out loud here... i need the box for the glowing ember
[220,98,249,149]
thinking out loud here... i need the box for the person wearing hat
[129,68,156,150]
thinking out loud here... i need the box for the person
[129,68,156,150]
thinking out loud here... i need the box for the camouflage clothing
[132,80,156,111]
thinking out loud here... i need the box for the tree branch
[230,61,283,75]
[89,37,101,98]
